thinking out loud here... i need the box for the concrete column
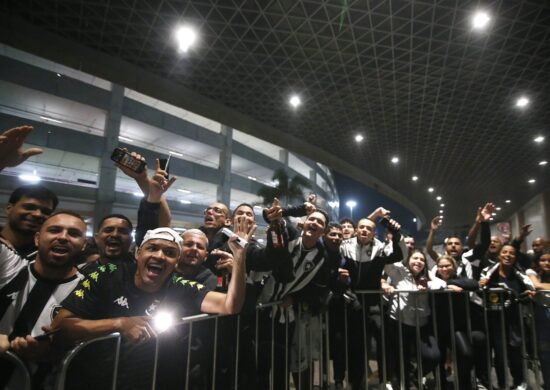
[279,149,289,167]
[94,84,124,229]
[216,125,232,206]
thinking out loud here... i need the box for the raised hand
[114,148,148,181]
[264,197,283,223]
[431,216,443,231]
[480,202,496,222]
[147,159,177,203]
[0,125,43,170]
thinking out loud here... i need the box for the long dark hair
[404,248,429,280]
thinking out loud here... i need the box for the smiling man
[52,227,247,345]
[0,211,86,388]
[0,185,58,258]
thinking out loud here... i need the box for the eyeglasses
[204,206,227,216]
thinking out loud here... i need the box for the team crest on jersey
[304,261,315,272]
[114,296,129,309]
[50,305,62,320]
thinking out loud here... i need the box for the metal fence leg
[212,317,219,390]
[235,315,241,390]
[380,293,388,387]
[362,295,369,390]
[414,292,423,390]
[482,289,494,390]
[430,292,441,390]
[448,292,459,390]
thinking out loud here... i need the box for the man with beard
[1,186,58,258]
[339,218,356,240]
[51,227,248,389]
[0,211,87,387]
[339,211,404,389]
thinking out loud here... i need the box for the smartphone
[111,148,146,173]
[379,217,400,234]
[159,155,171,179]
[33,328,60,341]
[221,227,248,248]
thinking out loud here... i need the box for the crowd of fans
[0,125,549,390]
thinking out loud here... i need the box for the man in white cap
[52,227,248,345]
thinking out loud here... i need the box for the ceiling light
[56,73,61,77]
[528,178,536,184]
[177,189,191,193]
[505,199,511,203]
[534,136,545,143]
[180,200,191,204]
[515,96,529,108]
[355,134,364,142]
[133,192,143,197]
[247,176,257,181]
[40,115,63,124]
[439,210,444,214]
[539,160,548,166]
[411,175,418,181]
[496,207,501,211]
[169,151,183,157]
[492,212,497,216]
[489,217,494,221]
[289,95,301,108]
[118,136,133,142]
[391,156,399,164]
[19,172,41,183]
[472,11,490,30]
[440,203,445,207]
[413,218,417,223]
[436,196,442,201]
[175,25,197,53]
[428,187,434,193]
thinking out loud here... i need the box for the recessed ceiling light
[428,187,434,193]
[177,189,191,193]
[539,160,548,166]
[489,217,494,221]
[175,25,197,52]
[534,136,545,143]
[413,218,417,223]
[169,151,183,157]
[505,199,511,203]
[180,200,192,204]
[492,212,497,216]
[40,115,63,124]
[355,134,364,142]
[289,95,301,108]
[528,178,536,184]
[440,203,445,207]
[391,156,399,164]
[439,210,444,214]
[412,175,418,181]
[133,192,143,197]
[436,196,442,201]
[118,136,133,142]
[247,176,257,181]
[496,207,501,211]
[19,173,41,183]
[472,11,490,30]
[515,96,529,108]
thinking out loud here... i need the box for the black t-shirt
[60,261,211,390]
[62,261,209,320]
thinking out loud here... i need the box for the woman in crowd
[480,244,534,390]
[434,255,484,390]
[382,249,445,389]
[526,248,550,389]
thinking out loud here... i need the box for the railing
[1,288,548,390]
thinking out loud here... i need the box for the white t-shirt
[526,268,550,307]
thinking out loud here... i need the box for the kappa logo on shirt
[114,296,129,309]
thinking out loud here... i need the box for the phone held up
[110,148,146,174]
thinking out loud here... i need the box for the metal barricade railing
[42,287,548,390]
[0,350,32,390]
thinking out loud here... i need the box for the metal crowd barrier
[2,288,548,390]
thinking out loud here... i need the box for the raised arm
[0,125,42,172]
[426,216,442,262]
[367,206,390,222]
[200,220,251,315]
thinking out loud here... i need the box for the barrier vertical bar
[344,303,349,388]
[184,323,193,390]
[499,290,510,390]
[380,292,388,387]
[448,291,459,390]
[211,317,219,390]
[362,294,369,390]
[517,301,528,387]
[234,315,241,390]
[482,289,494,390]
[397,291,405,390]
[271,310,275,390]
[464,292,474,389]
[285,310,289,390]
[414,291,423,390]
[324,311,330,389]
[152,335,160,390]
[298,305,302,390]
[528,300,543,388]
[430,292,441,390]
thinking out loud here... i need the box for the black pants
[386,318,440,389]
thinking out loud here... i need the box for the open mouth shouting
[146,261,165,278]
